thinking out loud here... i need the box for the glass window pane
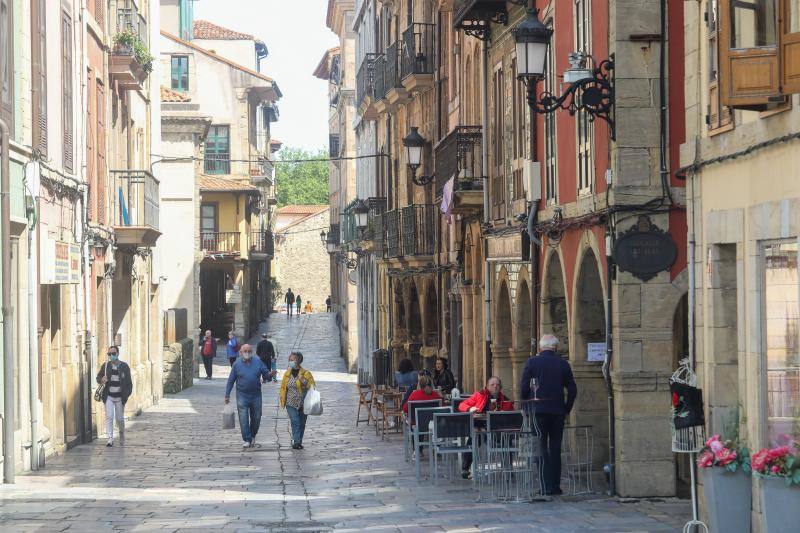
[764,241,800,447]
[790,0,800,33]
[731,0,777,48]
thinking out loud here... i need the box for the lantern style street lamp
[402,127,434,186]
[353,200,369,229]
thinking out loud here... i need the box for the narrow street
[0,313,689,532]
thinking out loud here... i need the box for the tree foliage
[275,147,329,207]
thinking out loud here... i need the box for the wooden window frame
[204,125,231,175]
[575,0,593,195]
[32,0,48,156]
[62,9,74,173]
[200,203,219,233]
[491,63,505,220]
[96,82,106,224]
[170,55,189,92]
[0,0,13,129]
[708,0,735,134]
[544,22,558,204]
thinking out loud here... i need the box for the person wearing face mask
[224,344,274,448]
[457,376,514,478]
[96,346,133,447]
[279,351,316,449]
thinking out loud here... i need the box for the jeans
[287,304,293,316]
[105,397,125,440]
[286,405,307,444]
[202,356,213,378]
[236,394,263,443]
[535,413,565,492]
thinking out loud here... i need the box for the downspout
[1,118,15,483]
[481,40,492,379]
[27,161,41,469]
[603,229,616,495]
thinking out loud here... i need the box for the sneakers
[461,470,471,480]
[106,438,114,447]
[291,443,302,450]
[242,441,252,449]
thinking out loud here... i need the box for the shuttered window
[62,11,74,173]
[86,72,95,220]
[707,0,734,132]
[780,0,800,93]
[491,65,505,220]
[96,83,106,223]
[544,23,558,203]
[0,0,13,128]
[575,0,593,194]
[32,0,48,156]
[171,56,189,92]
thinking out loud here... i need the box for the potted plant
[113,30,155,74]
[697,434,752,533]
[752,442,800,531]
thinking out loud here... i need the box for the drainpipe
[603,230,616,495]
[481,40,492,380]
[1,118,15,483]
[27,161,41,469]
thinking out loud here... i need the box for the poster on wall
[587,342,606,362]
[70,244,81,284]
[226,284,242,304]
[41,237,80,284]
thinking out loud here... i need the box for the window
[719,0,800,106]
[205,125,230,174]
[0,0,12,128]
[32,0,48,155]
[200,204,218,233]
[491,65,505,219]
[708,0,734,132]
[575,0,593,193]
[62,12,74,173]
[763,241,800,447]
[179,0,194,41]
[512,58,527,200]
[171,56,189,92]
[96,83,106,222]
[544,24,558,202]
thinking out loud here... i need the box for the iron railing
[401,204,436,256]
[384,209,401,258]
[200,231,240,253]
[385,42,401,92]
[401,23,436,79]
[250,230,274,256]
[110,170,159,229]
[374,54,387,100]
[204,153,230,174]
[434,125,484,196]
[366,197,387,254]
[357,53,376,108]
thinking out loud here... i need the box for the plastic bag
[223,403,236,429]
[303,388,323,416]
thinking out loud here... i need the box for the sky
[195,0,338,153]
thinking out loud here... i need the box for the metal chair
[355,383,373,426]
[403,399,442,461]
[477,411,539,501]
[561,425,594,495]
[412,406,452,480]
[431,412,476,485]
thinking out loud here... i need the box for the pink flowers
[751,444,799,483]
[697,435,743,469]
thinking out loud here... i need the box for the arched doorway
[407,281,423,368]
[512,278,533,399]
[493,279,513,393]
[541,251,569,357]
[424,280,438,349]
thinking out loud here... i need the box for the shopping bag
[303,388,323,416]
[223,403,236,429]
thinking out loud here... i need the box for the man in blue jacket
[225,344,274,448]
[520,334,578,495]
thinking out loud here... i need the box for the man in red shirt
[457,376,514,478]
[199,330,216,380]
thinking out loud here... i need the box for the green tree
[275,147,329,206]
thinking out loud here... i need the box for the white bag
[222,403,236,429]
[303,388,323,416]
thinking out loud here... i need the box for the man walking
[199,330,216,380]
[256,333,278,382]
[520,334,577,495]
[96,346,133,447]
[325,295,331,313]
[285,288,295,316]
[224,344,274,448]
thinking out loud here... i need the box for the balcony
[200,232,240,256]
[205,153,230,175]
[373,54,388,113]
[434,126,485,214]
[249,158,274,186]
[110,0,152,91]
[249,230,274,259]
[384,204,436,260]
[384,42,409,107]
[110,170,160,246]
[453,0,508,40]
[384,209,401,258]
[365,197,387,255]
[356,53,378,119]
[401,23,435,92]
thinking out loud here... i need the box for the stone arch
[541,249,569,358]
[514,267,533,351]
[494,275,512,348]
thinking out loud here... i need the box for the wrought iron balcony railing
[250,230,274,256]
[110,169,159,230]
[384,209,401,258]
[374,54,387,100]
[356,53,376,108]
[385,42,401,93]
[205,153,230,175]
[434,125,484,196]
[200,231,240,253]
[401,204,436,257]
[401,23,436,79]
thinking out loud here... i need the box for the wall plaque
[612,215,677,281]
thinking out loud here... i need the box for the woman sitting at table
[432,357,456,394]
[395,358,418,389]
[457,376,514,478]
[402,373,441,414]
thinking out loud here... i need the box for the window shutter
[86,72,95,220]
[719,0,780,107]
[707,0,733,130]
[780,0,800,93]
[63,12,74,173]
[96,83,106,224]
[32,0,48,155]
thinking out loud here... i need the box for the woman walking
[96,346,133,447]
[279,351,316,449]
[226,331,240,366]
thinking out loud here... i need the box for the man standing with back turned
[520,334,577,496]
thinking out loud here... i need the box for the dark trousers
[202,356,213,378]
[535,413,565,492]
[228,357,237,366]
[287,303,293,315]
[326,304,331,312]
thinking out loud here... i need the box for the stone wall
[274,210,331,313]
[163,339,195,394]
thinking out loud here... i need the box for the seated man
[457,376,514,478]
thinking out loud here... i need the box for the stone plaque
[612,216,677,281]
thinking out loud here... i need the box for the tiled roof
[160,86,190,102]
[199,176,258,193]
[276,205,329,215]
[193,20,254,41]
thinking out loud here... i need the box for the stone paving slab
[0,313,690,532]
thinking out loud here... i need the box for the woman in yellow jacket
[280,351,316,449]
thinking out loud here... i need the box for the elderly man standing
[520,334,578,495]
[225,344,274,448]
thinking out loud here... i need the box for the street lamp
[402,127,434,186]
[353,199,369,229]
[513,9,616,140]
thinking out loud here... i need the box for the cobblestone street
[0,314,690,532]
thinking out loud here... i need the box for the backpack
[202,338,215,357]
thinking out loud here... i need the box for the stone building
[681,0,800,528]
[273,206,331,314]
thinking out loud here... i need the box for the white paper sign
[587,343,606,362]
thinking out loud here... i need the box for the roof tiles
[193,20,254,41]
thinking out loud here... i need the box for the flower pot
[761,477,800,532]
[702,468,751,533]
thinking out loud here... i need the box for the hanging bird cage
[669,358,706,453]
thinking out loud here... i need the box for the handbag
[303,387,323,416]
[93,363,108,403]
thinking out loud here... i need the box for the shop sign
[42,239,80,284]
[612,215,677,281]
[226,284,242,304]
[587,342,606,362]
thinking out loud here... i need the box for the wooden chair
[377,389,404,440]
[355,383,373,426]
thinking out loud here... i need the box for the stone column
[460,286,474,392]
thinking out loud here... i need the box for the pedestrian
[325,295,331,313]
[304,301,313,314]
[295,294,302,315]
[199,329,216,379]
[458,376,514,478]
[224,344,274,448]
[432,357,456,394]
[256,333,276,376]
[279,351,316,450]
[226,331,240,366]
[96,346,133,447]
[519,334,577,496]
[394,358,417,389]
[285,288,295,316]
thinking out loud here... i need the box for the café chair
[355,383,373,426]
[403,399,443,461]
[431,412,476,485]
[412,406,452,480]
